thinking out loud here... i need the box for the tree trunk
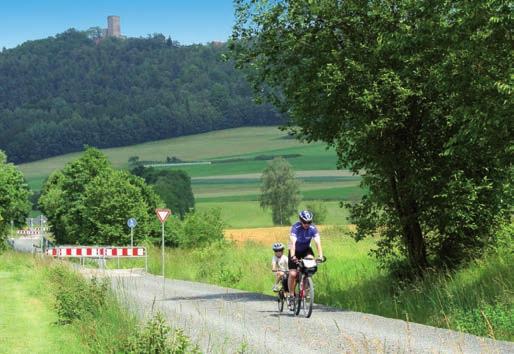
[390,174,428,274]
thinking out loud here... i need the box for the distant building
[107,16,121,38]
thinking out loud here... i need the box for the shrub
[48,264,108,324]
[217,262,243,286]
[176,208,224,248]
[305,202,328,225]
[453,303,514,340]
[123,312,200,353]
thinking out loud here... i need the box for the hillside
[0,29,282,163]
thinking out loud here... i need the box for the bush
[123,312,200,353]
[453,303,514,340]
[305,202,328,225]
[47,264,108,324]
[176,208,224,248]
[491,221,514,255]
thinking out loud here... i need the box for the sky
[0,0,236,49]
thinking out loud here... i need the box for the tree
[260,157,300,225]
[0,150,31,246]
[232,1,513,274]
[79,170,160,245]
[39,147,162,245]
[305,202,328,225]
[132,167,195,219]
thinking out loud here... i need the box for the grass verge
[0,251,200,353]
[0,252,89,353]
[45,259,200,353]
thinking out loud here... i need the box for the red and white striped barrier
[17,230,42,235]
[46,246,146,258]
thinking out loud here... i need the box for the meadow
[18,127,339,188]
[197,201,349,228]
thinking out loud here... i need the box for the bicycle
[273,270,288,312]
[293,256,326,318]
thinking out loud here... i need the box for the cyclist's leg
[273,270,284,291]
[287,250,297,297]
[282,272,289,293]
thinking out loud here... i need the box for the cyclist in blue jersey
[287,210,324,307]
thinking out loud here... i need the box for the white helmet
[272,242,285,251]
[299,210,313,223]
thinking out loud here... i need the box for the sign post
[155,208,171,298]
[127,218,137,247]
[40,215,45,252]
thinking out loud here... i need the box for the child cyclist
[271,242,288,292]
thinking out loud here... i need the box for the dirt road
[83,268,513,354]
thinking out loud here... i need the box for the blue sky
[1,0,235,49]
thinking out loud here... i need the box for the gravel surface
[81,268,513,354]
[9,236,39,253]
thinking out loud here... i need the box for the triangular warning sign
[155,208,171,223]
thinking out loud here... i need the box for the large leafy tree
[232,0,513,273]
[260,157,300,225]
[0,150,31,246]
[79,170,159,245]
[39,147,161,245]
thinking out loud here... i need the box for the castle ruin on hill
[106,16,121,38]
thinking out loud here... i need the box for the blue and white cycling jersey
[290,222,319,253]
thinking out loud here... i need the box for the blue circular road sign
[127,218,137,228]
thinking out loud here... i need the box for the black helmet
[272,242,285,251]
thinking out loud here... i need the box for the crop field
[197,200,349,228]
[18,127,331,184]
[18,126,363,227]
[224,224,356,244]
[193,176,361,199]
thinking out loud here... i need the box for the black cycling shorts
[288,247,314,270]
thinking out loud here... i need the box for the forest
[0,29,282,163]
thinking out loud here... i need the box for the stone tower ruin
[107,16,121,37]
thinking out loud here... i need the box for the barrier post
[145,248,148,272]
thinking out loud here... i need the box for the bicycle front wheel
[302,277,314,318]
[277,291,285,312]
[294,275,302,316]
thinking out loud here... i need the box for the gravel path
[82,268,513,354]
[9,236,39,253]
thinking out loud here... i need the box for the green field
[197,201,349,228]
[18,127,336,185]
[18,126,362,227]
